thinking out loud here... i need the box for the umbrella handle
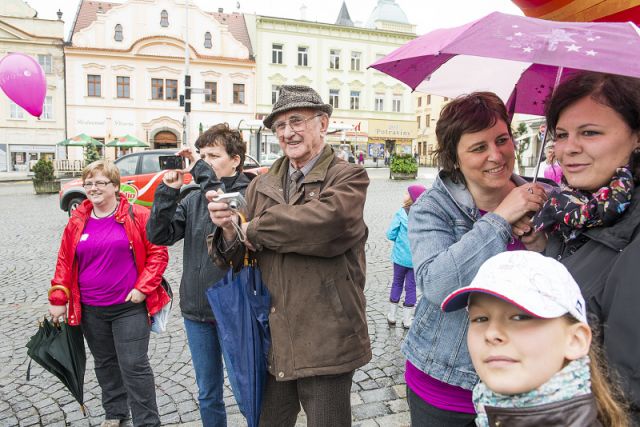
[531,66,563,184]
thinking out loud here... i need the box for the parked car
[260,152,283,167]
[59,149,268,215]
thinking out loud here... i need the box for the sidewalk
[0,171,32,183]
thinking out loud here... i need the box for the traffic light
[184,74,191,113]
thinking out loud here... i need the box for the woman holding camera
[49,160,169,427]
[146,123,251,427]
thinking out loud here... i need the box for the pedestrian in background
[358,151,365,165]
[533,72,640,423]
[403,92,548,426]
[207,85,371,427]
[386,184,426,329]
[146,123,251,427]
[442,251,628,427]
[543,143,563,185]
[49,160,169,427]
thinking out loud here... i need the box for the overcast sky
[24,0,523,40]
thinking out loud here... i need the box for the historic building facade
[65,0,255,160]
[0,0,65,172]
[247,0,417,159]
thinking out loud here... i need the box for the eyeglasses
[272,113,323,136]
[83,180,113,190]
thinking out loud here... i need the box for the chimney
[56,9,63,20]
[97,5,104,13]
[218,7,223,13]
[300,3,307,20]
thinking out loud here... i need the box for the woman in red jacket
[49,160,169,427]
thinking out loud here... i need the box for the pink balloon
[0,53,46,117]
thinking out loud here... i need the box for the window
[350,91,360,110]
[330,50,340,69]
[375,94,384,111]
[114,24,123,42]
[42,96,53,119]
[329,89,339,109]
[87,74,101,97]
[350,52,361,71]
[392,96,402,112]
[426,114,431,127]
[272,44,283,64]
[233,84,245,104]
[427,94,431,105]
[418,97,422,107]
[165,79,178,100]
[151,78,164,100]
[117,76,130,98]
[160,10,169,27]
[204,81,217,103]
[204,32,212,49]
[141,153,165,174]
[116,154,138,176]
[417,116,421,129]
[298,46,308,66]
[272,85,281,104]
[38,54,52,73]
[10,101,24,119]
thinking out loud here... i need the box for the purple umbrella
[370,11,640,175]
[371,11,640,113]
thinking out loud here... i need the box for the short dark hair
[434,92,512,184]
[545,72,640,180]
[195,123,246,171]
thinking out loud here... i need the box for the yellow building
[247,0,416,159]
[0,0,65,172]
[414,93,449,166]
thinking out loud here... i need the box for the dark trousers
[259,371,354,427]
[407,386,476,427]
[81,302,160,427]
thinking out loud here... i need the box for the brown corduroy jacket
[208,144,372,381]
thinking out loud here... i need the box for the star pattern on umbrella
[586,50,597,56]
[522,47,533,53]
[538,29,577,51]
[566,44,581,52]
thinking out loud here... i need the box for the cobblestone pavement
[0,167,437,427]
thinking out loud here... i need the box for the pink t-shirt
[544,163,563,185]
[76,216,138,306]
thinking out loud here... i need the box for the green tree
[84,144,101,165]
[32,158,55,183]
[513,122,530,175]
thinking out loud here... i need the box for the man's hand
[162,147,199,189]
[125,288,147,304]
[207,189,239,242]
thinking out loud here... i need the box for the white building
[0,0,66,172]
[65,0,255,160]
[247,0,416,159]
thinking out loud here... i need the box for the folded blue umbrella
[206,264,271,427]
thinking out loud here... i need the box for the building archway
[151,129,179,149]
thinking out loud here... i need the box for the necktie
[287,170,304,203]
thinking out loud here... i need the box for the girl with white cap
[441,250,628,427]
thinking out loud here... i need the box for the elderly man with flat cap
[207,85,371,426]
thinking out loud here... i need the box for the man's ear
[320,114,329,134]
[564,322,592,361]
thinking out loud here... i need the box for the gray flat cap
[263,85,333,129]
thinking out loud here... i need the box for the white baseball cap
[441,251,588,324]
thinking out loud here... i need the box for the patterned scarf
[532,167,634,242]
[473,356,591,427]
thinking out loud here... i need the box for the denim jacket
[402,171,526,390]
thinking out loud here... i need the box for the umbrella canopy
[512,0,640,25]
[106,134,149,148]
[26,319,86,414]
[57,133,103,147]
[370,12,640,116]
[206,264,271,427]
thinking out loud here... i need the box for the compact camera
[158,155,186,170]
[212,192,246,210]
